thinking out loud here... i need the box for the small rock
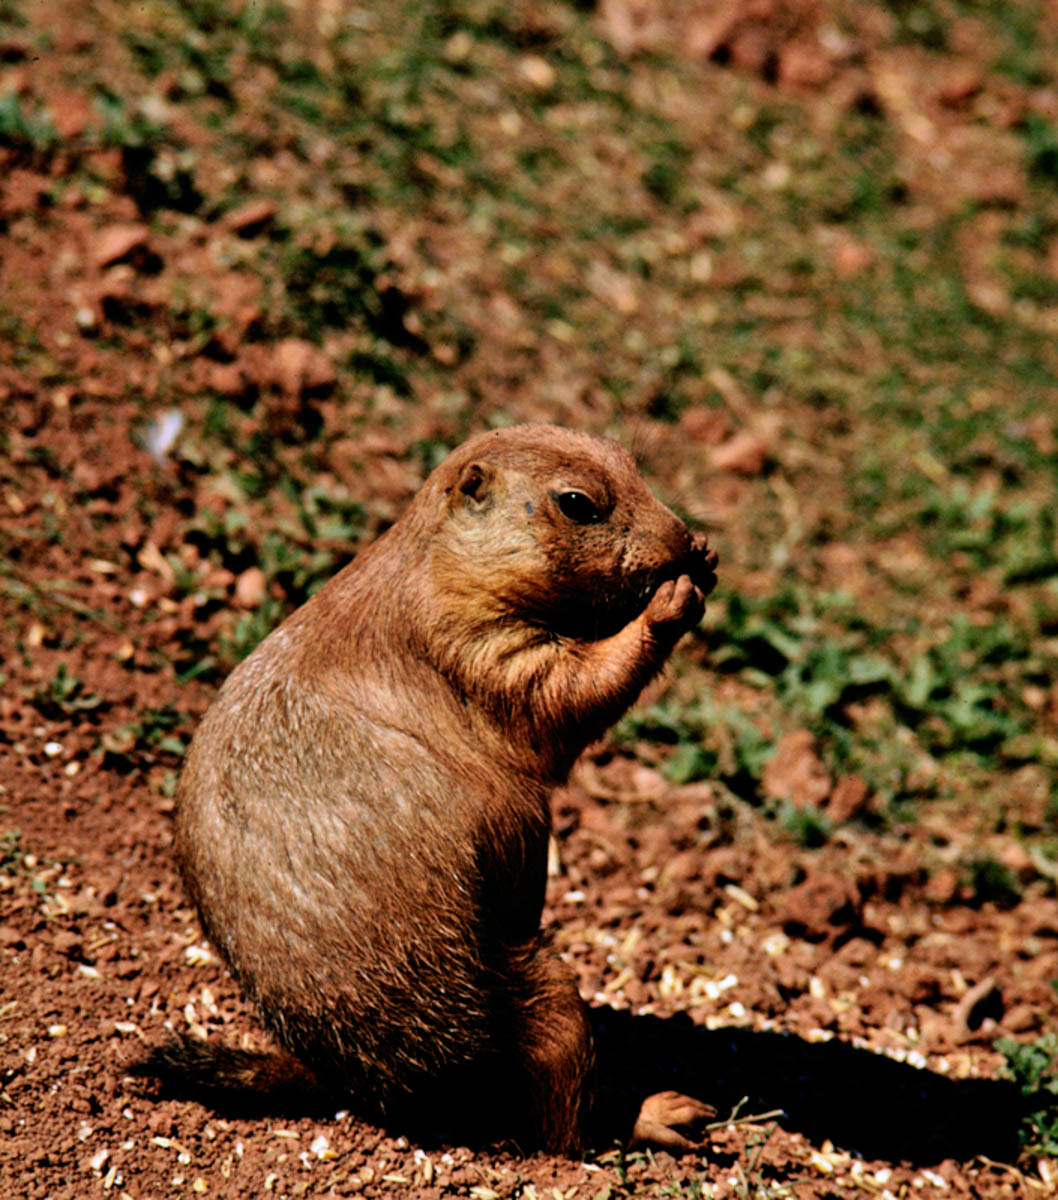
[778,873,861,942]
[49,88,94,140]
[1000,841,1033,875]
[92,223,151,269]
[938,71,983,107]
[659,849,702,886]
[74,304,98,332]
[1002,1004,1040,1034]
[701,846,749,889]
[209,361,252,399]
[711,429,773,476]
[226,199,276,236]
[52,927,82,957]
[968,165,1026,208]
[271,338,336,397]
[831,238,875,280]
[762,730,831,809]
[234,567,267,609]
[519,55,556,90]
[681,409,729,444]
[826,774,871,824]
[778,39,835,89]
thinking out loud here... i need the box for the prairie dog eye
[553,489,603,524]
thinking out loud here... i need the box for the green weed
[32,663,106,720]
[779,803,831,849]
[218,595,287,664]
[1023,115,1058,185]
[996,1034,1058,1155]
[968,856,1022,909]
[881,0,947,50]
[0,828,24,875]
[282,232,425,350]
[0,91,57,157]
[101,705,188,773]
[618,693,775,805]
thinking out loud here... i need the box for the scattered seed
[723,883,758,911]
[703,973,738,1001]
[309,1134,336,1160]
[185,943,214,966]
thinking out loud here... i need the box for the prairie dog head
[417,425,708,639]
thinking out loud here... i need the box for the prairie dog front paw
[644,575,704,634]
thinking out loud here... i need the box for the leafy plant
[218,594,287,664]
[968,856,1022,909]
[100,706,189,772]
[779,802,831,849]
[618,694,775,804]
[0,91,57,156]
[0,828,24,875]
[32,663,106,720]
[282,232,427,351]
[996,1034,1058,1155]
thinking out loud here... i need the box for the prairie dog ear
[451,460,497,510]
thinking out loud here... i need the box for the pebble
[92,224,150,269]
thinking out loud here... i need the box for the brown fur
[138,424,718,1152]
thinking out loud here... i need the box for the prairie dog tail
[128,1035,328,1117]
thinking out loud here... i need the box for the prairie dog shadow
[135,1007,1026,1164]
[590,1006,1023,1164]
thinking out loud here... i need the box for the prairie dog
[140,424,718,1152]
